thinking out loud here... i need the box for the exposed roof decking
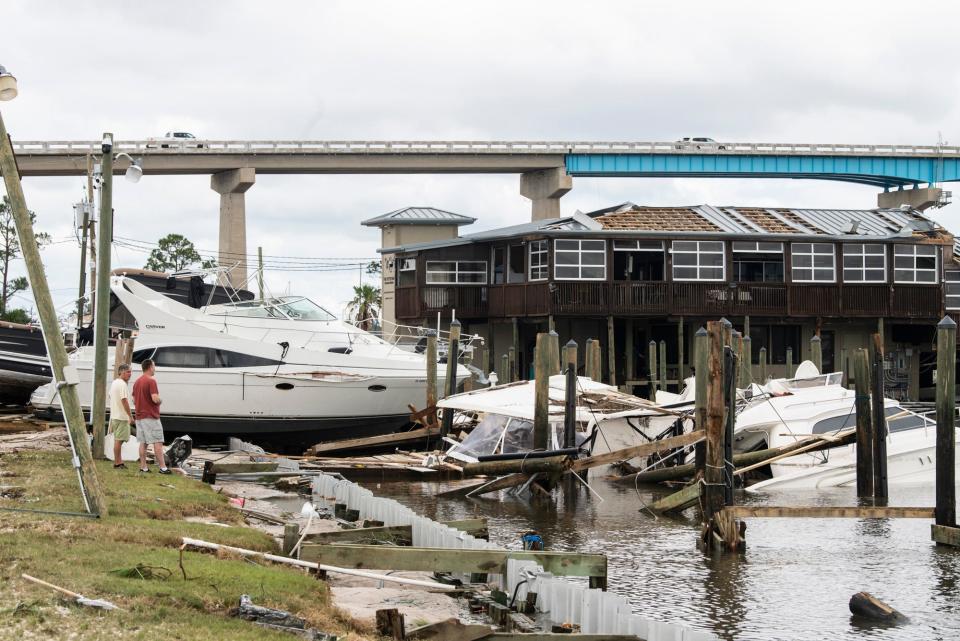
[594,207,721,232]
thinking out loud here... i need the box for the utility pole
[0,91,107,515]
[257,246,264,301]
[90,133,113,460]
[87,154,97,320]
[75,201,89,328]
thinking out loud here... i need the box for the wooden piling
[648,340,658,400]
[564,340,578,449]
[758,347,767,383]
[739,335,752,388]
[591,339,602,386]
[533,333,550,451]
[500,353,509,383]
[811,335,822,373]
[624,320,635,393]
[703,322,726,521]
[871,333,888,500]
[507,346,516,383]
[786,346,793,379]
[512,318,520,381]
[426,331,438,424]
[724,344,736,506]
[584,339,596,380]
[853,348,874,498]
[282,523,299,556]
[677,316,685,381]
[440,321,461,438]
[694,327,708,472]
[548,330,561,376]
[658,339,667,394]
[606,316,616,386]
[935,316,957,530]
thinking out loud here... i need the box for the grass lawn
[0,450,375,641]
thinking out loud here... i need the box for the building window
[529,240,548,281]
[508,244,526,283]
[842,244,886,283]
[946,271,960,311]
[426,261,488,285]
[671,240,724,281]
[397,257,416,287]
[554,239,606,280]
[893,244,938,284]
[791,243,835,283]
[732,241,784,282]
[491,248,505,284]
[613,240,665,281]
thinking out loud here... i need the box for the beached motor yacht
[31,276,462,447]
[0,320,51,404]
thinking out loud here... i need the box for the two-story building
[365,203,959,401]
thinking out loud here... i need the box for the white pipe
[180,537,455,591]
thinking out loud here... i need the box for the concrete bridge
[7,138,958,285]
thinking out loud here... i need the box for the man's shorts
[110,418,130,442]
[136,418,164,445]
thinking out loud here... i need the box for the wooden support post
[533,333,550,451]
[624,320,634,393]
[720,317,733,346]
[703,321,726,521]
[935,316,957,531]
[854,348,874,498]
[677,316,685,382]
[811,335,822,373]
[425,331,438,424]
[201,460,216,484]
[282,523,299,555]
[758,347,767,383]
[548,330,561,376]
[512,317,520,382]
[786,346,793,379]
[648,340,658,400]
[0,111,107,514]
[507,346,517,382]
[871,333,888,500]
[743,315,750,340]
[584,338,596,381]
[877,317,885,350]
[376,609,406,640]
[606,316,616,386]
[592,339,601,387]
[739,335,751,388]
[694,327,708,472]
[500,353,508,383]
[440,321,460,438]
[564,340,577,449]
[840,347,848,387]
[658,339,667,394]
[724,344,736,506]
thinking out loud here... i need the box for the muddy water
[365,478,960,641]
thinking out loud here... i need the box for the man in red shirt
[132,358,171,474]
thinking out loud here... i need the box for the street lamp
[0,66,17,101]
[0,65,106,513]
[115,152,143,183]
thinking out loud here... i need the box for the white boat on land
[31,276,464,448]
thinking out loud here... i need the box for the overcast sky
[3,1,960,318]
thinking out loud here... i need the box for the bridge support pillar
[520,167,572,221]
[211,168,255,288]
[878,187,943,212]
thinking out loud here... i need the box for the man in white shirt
[109,364,135,468]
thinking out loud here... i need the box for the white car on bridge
[146,132,204,149]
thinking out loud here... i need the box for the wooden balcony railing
[395,281,945,320]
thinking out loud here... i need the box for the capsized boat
[31,276,466,449]
[437,375,691,466]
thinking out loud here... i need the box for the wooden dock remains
[933,316,959,547]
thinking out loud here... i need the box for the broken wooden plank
[298,544,607,578]
[442,518,488,540]
[724,506,934,519]
[571,430,704,472]
[308,426,440,456]
[647,481,700,514]
[407,618,494,641]
[209,462,279,474]
[302,525,413,546]
[932,524,960,546]
[462,455,572,477]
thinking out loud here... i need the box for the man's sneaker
[139,467,150,473]
[158,468,172,475]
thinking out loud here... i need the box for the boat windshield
[210,297,337,321]
[274,297,337,321]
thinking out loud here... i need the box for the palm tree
[347,284,381,330]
